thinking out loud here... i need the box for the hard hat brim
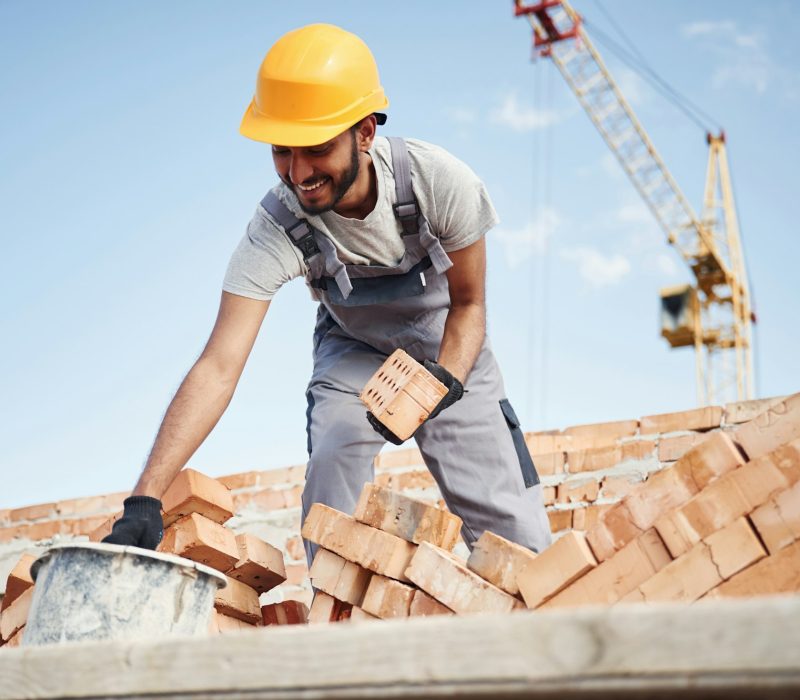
[239,99,388,148]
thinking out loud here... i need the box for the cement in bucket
[23,542,227,646]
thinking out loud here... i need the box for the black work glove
[367,360,464,445]
[101,496,164,550]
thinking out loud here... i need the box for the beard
[292,133,360,216]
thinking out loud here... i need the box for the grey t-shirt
[222,137,499,301]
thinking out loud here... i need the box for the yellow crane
[514,0,755,405]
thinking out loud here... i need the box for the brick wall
[0,396,785,607]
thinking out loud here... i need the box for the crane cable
[585,1,721,134]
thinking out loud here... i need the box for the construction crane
[514,0,755,405]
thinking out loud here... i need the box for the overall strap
[261,190,353,299]
[387,137,453,275]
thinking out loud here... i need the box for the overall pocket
[500,399,540,488]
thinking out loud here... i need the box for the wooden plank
[1,596,799,698]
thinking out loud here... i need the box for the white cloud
[681,19,772,94]
[492,207,561,268]
[490,92,561,132]
[450,107,477,124]
[617,199,653,226]
[560,246,631,286]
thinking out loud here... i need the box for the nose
[288,152,314,186]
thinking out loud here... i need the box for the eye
[272,147,290,156]
[307,146,330,156]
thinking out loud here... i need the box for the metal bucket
[23,542,227,646]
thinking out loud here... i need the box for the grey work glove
[102,496,164,550]
[367,360,464,445]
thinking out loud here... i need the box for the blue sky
[1,1,798,509]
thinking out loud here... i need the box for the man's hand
[366,360,464,445]
[102,496,164,550]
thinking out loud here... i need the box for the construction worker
[103,24,552,560]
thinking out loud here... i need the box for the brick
[542,486,557,506]
[308,592,352,624]
[734,393,800,460]
[557,480,600,504]
[228,533,286,594]
[215,612,255,633]
[547,509,572,533]
[524,432,574,456]
[571,504,612,531]
[634,518,765,603]
[257,465,306,487]
[9,502,57,523]
[161,468,234,527]
[353,483,462,550]
[640,406,723,435]
[750,481,800,554]
[1,553,35,612]
[55,493,123,518]
[361,575,415,618]
[394,470,437,490]
[621,440,657,461]
[217,471,261,490]
[261,601,309,626]
[284,563,308,586]
[600,474,643,500]
[405,542,519,615]
[517,531,596,608]
[563,419,639,443]
[88,511,122,542]
[566,445,622,473]
[285,535,305,562]
[770,440,800,483]
[281,587,314,609]
[234,488,284,511]
[724,396,785,425]
[23,521,63,541]
[532,452,564,476]
[214,575,261,625]
[309,548,372,606]
[374,448,424,470]
[466,531,538,597]
[677,430,745,491]
[158,513,239,573]
[302,504,417,582]
[4,627,24,647]
[349,606,379,621]
[0,586,33,642]
[624,466,698,531]
[0,508,10,525]
[542,529,670,608]
[586,501,642,562]
[65,515,112,537]
[658,433,708,462]
[409,589,453,616]
[705,540,800,599]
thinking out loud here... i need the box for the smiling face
[272,118,376,217]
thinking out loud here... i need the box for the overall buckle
[287,220,319,259]
[393,200,419,235]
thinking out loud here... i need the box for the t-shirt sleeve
[408,140,500,252]
[222,207,306,301]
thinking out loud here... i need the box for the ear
[354,115,377,152]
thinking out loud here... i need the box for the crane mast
[514,0,754,404]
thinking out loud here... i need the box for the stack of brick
[0,469,302,648]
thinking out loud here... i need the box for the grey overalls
[261,137,552,565]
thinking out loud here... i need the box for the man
[104,24,552,560]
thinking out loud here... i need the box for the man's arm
[436,237,487,383]
[131,291,270,498]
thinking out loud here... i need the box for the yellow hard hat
[240,24,389,147]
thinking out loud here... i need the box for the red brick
[542,486,557,506]
[586,501,642,561]
[228,533,286,594]
[557,480,600,504]
[258,465,306,487]
[704,516,766,579]
[600,474,643,500]
[9,502,57,523]
[0,524,30,543]
[705,540,800,599]
[215,611,257,633]
[214,575,261,624]
[624,466,698,531]
[0,586,33,642]
[23,521,64,541]
[88,511,122,542]
[4,627,24,647]
[261,600,309,626]
[0,508,11,525]
[571,504,612,531]
[724,396,786,425]
[409,589,453,616]
[309,548,371,606]
[161,468,234,527]
[1,554,35,612]
[406,542,520,615]
[547,509,572,533]
[750,481,800,554]
[354,483,462,550]
[55,493,125,518]
[374,448,424,470]
[281,586,314,609]
[563,419,639,443]
[621,440,657,461]
[734,393,800,460]
[658,433,708,462]
[517,531,597,608]
[361,575,415,619]
[285,535,305,561]
[566,445,622,473]
[308,591,352,623]
[394,470,437,490]
[525,432,575,456]
[285,563,308,586]
[676,431,745,491]
[532,452,564,476]
[640,406,723,435]
[234,488,286,511]
[466,530,538,597]
[217,471,261,490]
[350,606,379,621]
[542,529,670,608]
[158,512,239,572]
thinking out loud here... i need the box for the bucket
[23,542,227,646]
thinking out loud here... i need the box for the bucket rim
[30,542,228,589]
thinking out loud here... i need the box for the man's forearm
[436,302,486,384]
[132,357,238,498]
